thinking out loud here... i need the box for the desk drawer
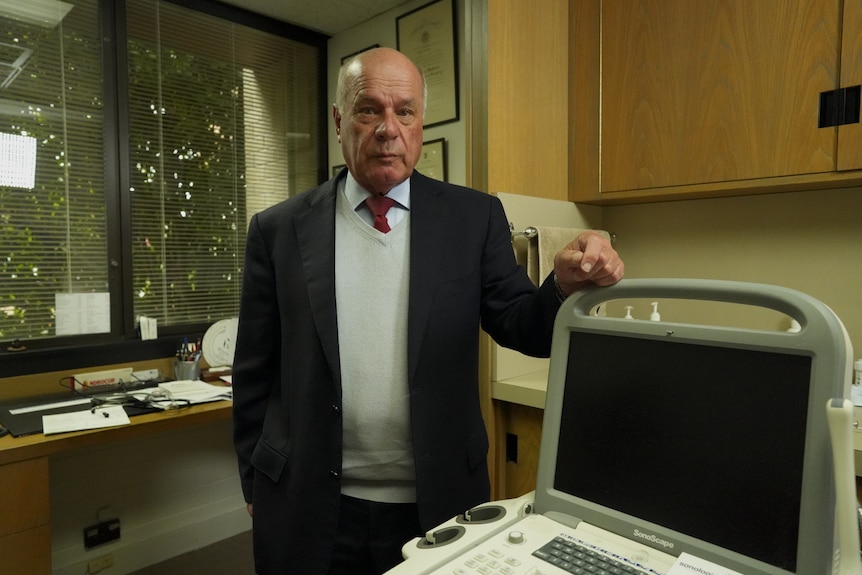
[0,457,49,536]
[0,524,51,574]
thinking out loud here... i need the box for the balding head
[336,48,426,117]
[332,48,426,195]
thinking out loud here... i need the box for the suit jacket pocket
[251,439,288,483]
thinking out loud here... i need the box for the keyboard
[533,536,648,575]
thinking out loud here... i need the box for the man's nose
[375,112,397,138]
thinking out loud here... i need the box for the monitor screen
[535,280,851,575]
[553,332,811,571]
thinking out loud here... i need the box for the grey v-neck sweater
[334,191,416,503]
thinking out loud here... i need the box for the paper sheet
[42,405,130,435]
[55,292,110,336]
[37,381,230,433]
[157,380,232,405]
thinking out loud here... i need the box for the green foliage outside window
[126,37,246,326]
[0,0,106,339]
[0,0,321,343]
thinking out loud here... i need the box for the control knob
[507,530,525,545]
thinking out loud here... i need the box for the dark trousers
[328,494,422,575]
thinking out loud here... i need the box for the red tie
[365,195,396,233]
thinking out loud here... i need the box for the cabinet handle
[506,432,518,463]
[818,85,861,128]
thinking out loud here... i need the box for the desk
[0,400,232,574]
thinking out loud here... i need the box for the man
[232,47,624,575]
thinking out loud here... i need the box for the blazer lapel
[295,181,341,389]
[407,173,452,383]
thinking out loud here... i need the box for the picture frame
[416,138,447,182]
[396,0,458,127]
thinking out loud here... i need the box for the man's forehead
[352,81,421,105]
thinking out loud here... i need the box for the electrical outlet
[84,518,121,548]
[88,554,114,573]
[72,368,134,390]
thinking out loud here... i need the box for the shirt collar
[344,171,411,212]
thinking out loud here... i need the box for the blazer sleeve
[232,212,281,502]
[478,193,562,358]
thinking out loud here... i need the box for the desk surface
[0,400,232,466]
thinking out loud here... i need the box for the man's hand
[553,231,624,297]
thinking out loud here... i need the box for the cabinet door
[573,0,856,202]
[495,402,543,499]
[839,0,862,171]
[0,458,50,574]
[0,457,49,536]
[487,0,569,200]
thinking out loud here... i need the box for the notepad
[42,405,131,435]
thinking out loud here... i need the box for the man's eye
[397,109,414,117]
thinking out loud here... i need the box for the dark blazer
[232,170,562,574]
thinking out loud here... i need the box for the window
[126,0,322,328]
[0,0,325,370]
[0,0,107,341]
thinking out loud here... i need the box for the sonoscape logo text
[632,529,675,549]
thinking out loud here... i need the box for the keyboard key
[532,537,646,575]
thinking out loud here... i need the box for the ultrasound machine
[386,279,862,575]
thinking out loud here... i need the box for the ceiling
[218,0,408,36]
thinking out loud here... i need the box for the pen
[176,338,201,362]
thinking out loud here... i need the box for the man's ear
[332,104,341,136]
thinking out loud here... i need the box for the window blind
[0,0,322,344]
[0,0,107,340]
[125,0,322,328]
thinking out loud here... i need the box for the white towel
[515,227,611,286]
[512,234,532,280]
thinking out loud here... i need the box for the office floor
[127,530,255,575]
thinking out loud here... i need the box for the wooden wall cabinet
[571,0,862,204]
[486,0,570,201]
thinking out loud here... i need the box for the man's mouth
[375,153,400,162]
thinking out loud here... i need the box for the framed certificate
[397,0,458,127]
[416,138,447,181]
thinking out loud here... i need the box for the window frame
[2,0,329,378]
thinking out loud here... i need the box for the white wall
[603,186,862,354]
[50,419,250,575]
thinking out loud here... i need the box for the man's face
[334,51,424,196]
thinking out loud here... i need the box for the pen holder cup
[174,359,201,381]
